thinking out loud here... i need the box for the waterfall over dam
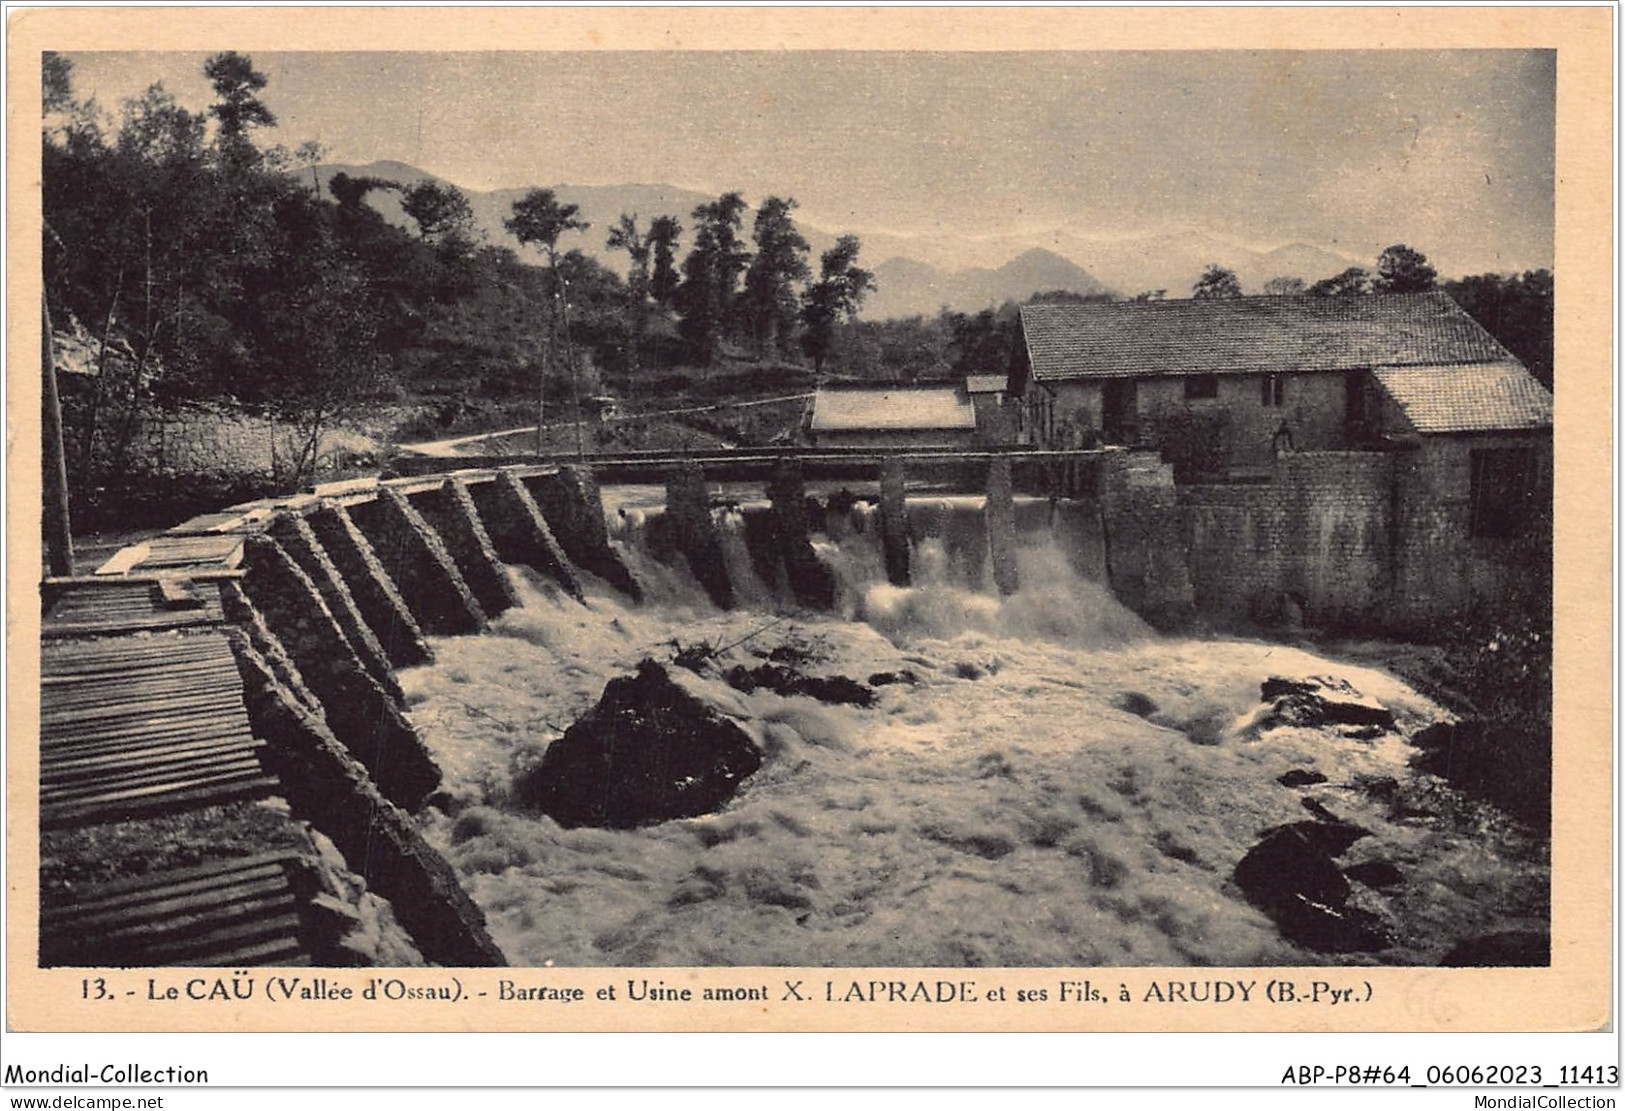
[37,450,1548,970]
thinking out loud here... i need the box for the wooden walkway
[39,628,276,829]
[39,852,311,968]
[39,507,312,964]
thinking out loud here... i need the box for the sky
[60,49,1555,278]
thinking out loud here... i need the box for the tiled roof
[810,386,975,432]
[1020,292,1515,380]
[1373,363,1553,434]
[964,375,1006,394]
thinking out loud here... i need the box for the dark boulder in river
[513,659,764,828]
[1233,821,1391,954]
[1258,675,1394,730]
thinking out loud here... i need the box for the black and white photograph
[6,4,1612,1077]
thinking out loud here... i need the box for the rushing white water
[399,496,1547,967]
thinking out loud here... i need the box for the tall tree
[401,180,477,244]
[607,213,651,372]
[1374,243,1438,293]
[675,192,750,365]
[505,187,589,270]
[800,234,875,373]
[203,52,275,172]
[293,139,328,197]
[1309,266,1372,297]
[1192,264,1242,300]
[505,189,590,444]
[647,214,682,307]
[742,196,810,357]
[42,51,74,115]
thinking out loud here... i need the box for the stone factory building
[1008,292,1554,632]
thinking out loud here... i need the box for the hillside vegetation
[42,51,1553,533]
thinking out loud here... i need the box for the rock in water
[1233,823,1390,954]
[1277,768,1329,788]
[513,659,763,829]
[1259,675,1395,730]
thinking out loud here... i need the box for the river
[398,495,1548,967]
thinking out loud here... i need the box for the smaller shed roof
[1372,362,1553,434]
[964,375,1006,394]
[810,385,976,432]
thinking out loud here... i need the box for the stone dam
[35,447,1545,968]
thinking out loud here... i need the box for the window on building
[1470,448,1538,538]
[1184,374,1219,400]
[1261,373,1286,407]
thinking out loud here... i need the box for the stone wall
[1181,452,1391,629]
[1176,445,1549,634]
[1390,434,1554,632]
[59,350,376,527]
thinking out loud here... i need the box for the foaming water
[397,490,1549,968]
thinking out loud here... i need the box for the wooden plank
[42,760,272,806]
[44,723,257,759]
[47,655,241,684]
[43,645,232,675]
[43,852,301,909]
[42,865,292,925]
[60,890,297,948]
[45,753,268,801]
[43,738,265,782]
[42,688,252,727]
[138,911,304,963]
[42,674,246,709]
[42,658,233,686]
[70,882,294,934]
[153,578,207,609]
[42,687,245,718]
[43,716,255,754]
[44,909,305,969]
[43,679,247,716]
[42,613,225,637]
[40,774,280,827]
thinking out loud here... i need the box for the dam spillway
[35,449,1548,969]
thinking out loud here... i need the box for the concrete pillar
[767,460,837,609]
[879,458,911,587]
[270,513,402,703]
[1097,452,1194,629]
[470,471,583,601]
[349,488,486,636]
[410,479,521,619]
[665,463,733,609]
[529,466,642,601]
[227,631,505,967]
[985,456,1020,596]
[237,535,443,810]
[305,505,432,668]
[219,579,327,720]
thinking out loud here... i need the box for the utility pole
[42,295,74,576]
[559,277,585,460]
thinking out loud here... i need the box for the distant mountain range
[317,161,1364,319]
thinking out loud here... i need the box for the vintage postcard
[4,4,1613,1071]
